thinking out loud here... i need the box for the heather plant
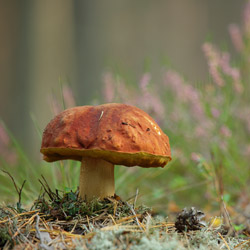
[101,3,250,210]
[0,0,249,218]
[1,3,250,250]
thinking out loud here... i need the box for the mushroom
[40,103,171,200]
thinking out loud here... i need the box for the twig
[0,210,39,224]
[233,238,250,249]
[125,201,144,231]
[1,169,26,204]
[42,175,56,197]
[38,179,53,201]
[13,212,39,238]
[108,214,117,225]
[218,232,231,250]
[70,219,79,234]
[116,214,143,224]
[86,215,91,232]
[38,175,58,201]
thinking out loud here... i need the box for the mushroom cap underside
[41,147,171,167]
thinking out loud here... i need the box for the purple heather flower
[194,125,208,138]
[164,70,214,139]
[228,24,244,52]
[211,107,220,118]
[164,70,206,121]
[219,140,228,151]
[202,42,243,93]
[220,52,243,93]
[102,72,115,103]
[139,73,151,93]
[191,152,202,162]
[164,70,184,95]
[137,93,165,124]
[202,43,225,87]
[116,78,133,104]
[137,73,165,123]
[220,125,232,138]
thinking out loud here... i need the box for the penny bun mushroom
[40,103,171,200]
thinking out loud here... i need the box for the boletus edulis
[40,103,171,201]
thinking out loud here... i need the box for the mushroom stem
[79,157,115,200]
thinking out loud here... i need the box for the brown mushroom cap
[41,103,171,168]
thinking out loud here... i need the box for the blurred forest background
[0,0,249,212]
[0,0,244,158]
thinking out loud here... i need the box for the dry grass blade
[1,178,249,249]
[12,212,39,238]
[218,232,231,250]
[233,238,250,249]
[125,201,145,231]
[0,210,39,224]
[116,214,143,224]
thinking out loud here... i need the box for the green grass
[1,2,250,248]
[0,187,249,249]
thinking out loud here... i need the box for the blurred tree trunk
[0,1,31,148]
[29,0,76,156]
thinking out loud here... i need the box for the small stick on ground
[125,201,144,231]
[218,232,231,250]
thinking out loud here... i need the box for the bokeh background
[0,0,244,158]
[0,0,249,213]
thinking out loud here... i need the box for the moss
[0,227,13,249]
